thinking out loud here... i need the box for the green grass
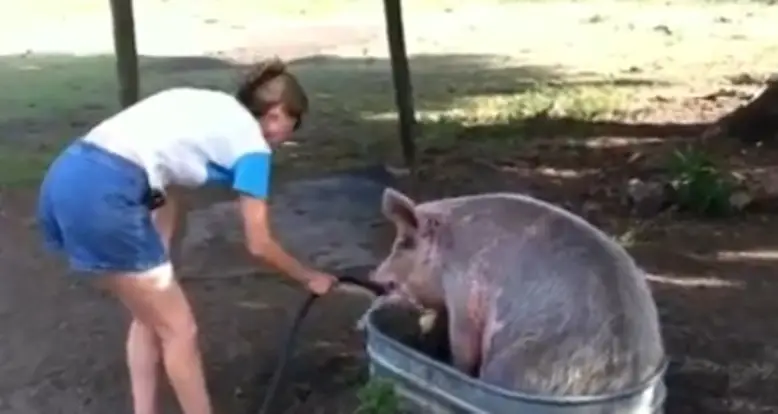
[0,146,58,187]
[355,379,402,414]
[666,147,738,217]
[0,54,240,186]
[0,52,634,186]
[0,54,237,121]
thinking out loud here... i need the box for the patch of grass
[396,82,633,151]
[666,148,737,217]
[355,379,401,414]
[343,61,633,152]
[428,83,631,124]
[0,52,638,186]
[0,53,239,186]
[0,146,58,187]
[0,54,237,124]
[0,54,115,121]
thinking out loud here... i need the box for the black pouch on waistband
[143,188,167,211]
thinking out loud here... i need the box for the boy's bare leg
[127,319,161,414]
[100,263,213,414]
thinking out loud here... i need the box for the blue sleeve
[231,152,272,199]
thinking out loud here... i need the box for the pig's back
[426,194,664,396]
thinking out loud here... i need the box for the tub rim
[364,303,668,407]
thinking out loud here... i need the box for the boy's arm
[238,195,312,283]
[231,152,315,283]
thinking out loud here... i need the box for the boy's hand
[304,271,338,296]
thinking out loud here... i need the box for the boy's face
[260,104,298,146]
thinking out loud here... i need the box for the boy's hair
[236,57,309,129]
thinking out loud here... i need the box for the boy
[36,58,336,414]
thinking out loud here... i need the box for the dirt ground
[3,1,778,413]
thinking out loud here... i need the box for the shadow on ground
[0,51,703,154]
[633,223,778,414]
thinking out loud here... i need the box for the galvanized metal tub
[363,304,668,414]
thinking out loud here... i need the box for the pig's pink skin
[371,189,665,396]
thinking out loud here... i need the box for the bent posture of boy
[36,58,337,414]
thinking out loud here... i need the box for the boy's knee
[109,263,198,343]
[156,316,198,344]
[136,299,197,343]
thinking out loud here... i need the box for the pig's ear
[382,188,419,231]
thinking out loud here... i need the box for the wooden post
[382,0,417,172]
[109,0,140,107]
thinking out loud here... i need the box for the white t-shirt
[83,87,272,199]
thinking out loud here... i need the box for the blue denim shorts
[36,140,167,274]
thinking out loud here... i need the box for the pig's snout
[367,267,398,291]
[376,280,398,292]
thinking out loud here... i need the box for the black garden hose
[248,275,387,414]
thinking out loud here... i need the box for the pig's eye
[397,236,416,250]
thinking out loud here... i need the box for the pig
[369,188,665,396]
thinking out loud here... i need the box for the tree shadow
[474,116,709,139]
[286,53,668,115]
[0,50,703,188]
[0,51,685,151]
